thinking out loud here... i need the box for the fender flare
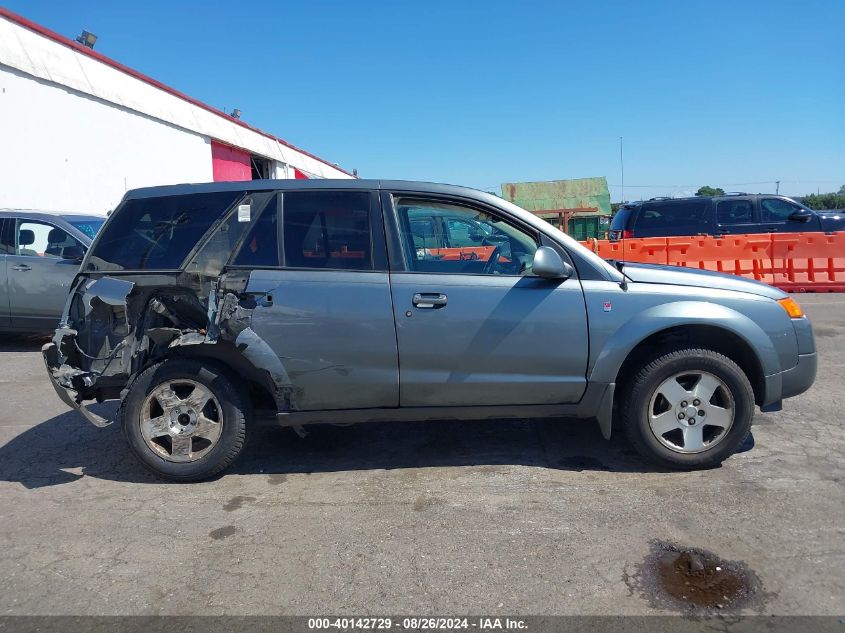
[588,300,780,385]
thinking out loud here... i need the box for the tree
[838,184,845,195]
[696,186,725,197]
[801,192,845,210]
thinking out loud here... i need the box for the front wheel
[621,348,754,470]
[121,359,250,481]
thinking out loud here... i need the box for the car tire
[621,348,754,470]
[121,358,250,482]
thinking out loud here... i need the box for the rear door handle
[11,264,31,272]
[412,292,448,309]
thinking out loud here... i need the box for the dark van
[609,194,845,241]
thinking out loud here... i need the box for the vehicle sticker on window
[237,204,251,222]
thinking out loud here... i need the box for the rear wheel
[621,348,754,469]
[122,359,249,481]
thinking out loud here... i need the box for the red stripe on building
[211,141,251,182]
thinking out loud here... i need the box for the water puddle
[626,540,765,613]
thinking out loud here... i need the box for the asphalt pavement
[0,295,842,615]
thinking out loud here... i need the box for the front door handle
[412,292,448,309]
[11,264,31,272]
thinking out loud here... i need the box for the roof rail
[647,196,672,201]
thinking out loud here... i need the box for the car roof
[0,209,106,221]
[621,194,803,208]
[123,179,494,201]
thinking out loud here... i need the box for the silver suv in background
[42,181,816,481]
[0,210,105,332]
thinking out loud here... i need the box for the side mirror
[788,210,813,223]
[62,245,86,261]
[532,246,573,280]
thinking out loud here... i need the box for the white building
[0,7,354,215]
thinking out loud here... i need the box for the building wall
[0,65,213,213]
[0,12,354,181]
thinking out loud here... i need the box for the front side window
[282,191,373,270]
[87,191,241,271]
[761,198,800,222]
[16,220,84,258]
[396,198,538,275]
[716,199,754,225]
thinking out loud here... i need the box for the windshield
[68,219,105,240]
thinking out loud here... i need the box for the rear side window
[87,192,240,271]
[282,191,373,270]
[716,199,754,225]
[636,200,710,232]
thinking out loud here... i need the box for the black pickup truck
[609,194,845,241]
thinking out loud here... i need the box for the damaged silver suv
[43,180,817,481]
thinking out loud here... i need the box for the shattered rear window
[86,192,240,271]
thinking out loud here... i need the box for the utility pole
[620,136,624,203]
[776,180,780,195]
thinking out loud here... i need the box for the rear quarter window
[610,207,636,231]
[86,192,241,271]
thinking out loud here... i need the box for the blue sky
[7,0,844,200]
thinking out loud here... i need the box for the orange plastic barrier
[578,232,845,292]
[665,235,774,284]
[772,233,845,292]
[625,237,670,264]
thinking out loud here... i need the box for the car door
[6,218,85,331]
[0,219,11,329]
[758,197,821,233]
[233,189,400,411]
[384,192,589,407]
[714,198,758,235]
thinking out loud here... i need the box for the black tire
[121,358,250,482]
[621,348,754,470]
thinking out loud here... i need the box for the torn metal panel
[44,262,298,428]
[42,340,112,427]
[83,277,135,308]
[187,287,296,410]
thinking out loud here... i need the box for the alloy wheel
[139,379,223,463]
[647,371,735,454]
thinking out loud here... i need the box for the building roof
[0,7,354,179]
[501,177,612,216]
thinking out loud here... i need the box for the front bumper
[42,340,112,427]
[779,352,818,400]
[762,351,818,408]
